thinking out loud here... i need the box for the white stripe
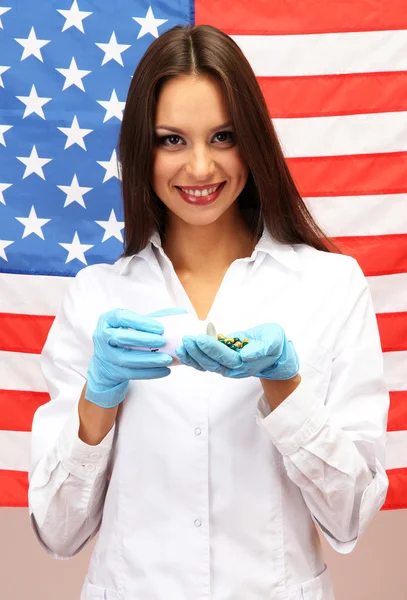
[0,273,71,315]
[273,112,407,157]
[233,30,407,77]
[0,430,31,471]
[383,351,407,393]
[386,430,407,470]
[0,352,46,392]
[367,273,407,314]
[305,194,407,237]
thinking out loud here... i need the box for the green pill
[217,333,251,352]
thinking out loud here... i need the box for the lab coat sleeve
[256,258,390,554]
[28,268,116,559]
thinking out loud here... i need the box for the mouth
[175,181,226,206]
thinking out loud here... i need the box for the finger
[271,341,300,377]
[129,367,171,380]
[182,337,224,373]
[239,341,265,362]
[111,348,173,369]
[105,327,165,350]
[104,308,164,334]
[261,324,285,355]
[251,355,278,374]
[194,335,242,369]
[175,345,205,371]
[224,368,249,379]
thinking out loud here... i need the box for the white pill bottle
[128,312,217,366]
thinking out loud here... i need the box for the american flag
[0,0,406,509]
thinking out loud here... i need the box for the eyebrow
[155,121,233,135]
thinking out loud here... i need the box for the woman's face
[152,74,249,227]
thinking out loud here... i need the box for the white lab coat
[28,229,389,600]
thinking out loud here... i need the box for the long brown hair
[118,24,340,256]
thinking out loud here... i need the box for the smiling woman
[29,23,389,600]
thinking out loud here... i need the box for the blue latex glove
[175,323,299,380]
[86,307,187,408]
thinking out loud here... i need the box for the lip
[176,182,226,206]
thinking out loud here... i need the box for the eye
[214,131,234,143]
[156,135,183,146]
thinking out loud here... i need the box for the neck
[162,209,255,275]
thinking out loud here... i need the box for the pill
[217,332,251,352]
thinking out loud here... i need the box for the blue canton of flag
[0,0,193,276]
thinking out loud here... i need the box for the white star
[133,6,167,39]
[0,124,12,146]
[0,182,12,205]
[59,231,93,264]
[57,0,92,33]
[16,85,52,119]
[15,27,50,62]
[17,145,52,179]
[97,149,122,182]
[56,57,91,91]
[0,239,14,261]
[95,209,125,242]
[0,7,11,29]
[97,89,126,122]
[95,32,130,66]
[15,205,51,240]
[0,65,10,87]
[58,115,93,150]
[57,174,92,208]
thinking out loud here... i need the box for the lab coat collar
[118,231,162,275]
[118,228,301,275]
[253,229,301,272]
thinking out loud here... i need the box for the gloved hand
[175,323,300,380]
[86,307,187,408]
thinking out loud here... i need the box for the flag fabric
[0,1,406,509]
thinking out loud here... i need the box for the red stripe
[383,468,407,510]
[287,152,407,198]
[0,470,28,507]
[377,312,407,353]
[0,313,54,354]
[260,72,407,119]
[195,0,407,34]
[0,390,49,431]
[333,234,407,277]
[388,391,407,433]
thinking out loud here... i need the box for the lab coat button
[90,453,100,459]
[194,519,202,527]
[85,464,95,471]
[194,428,202,436]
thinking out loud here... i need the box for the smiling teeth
[180,184,220,197]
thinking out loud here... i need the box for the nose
[184,144,216,182]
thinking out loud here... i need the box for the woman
[29,24,389,600]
